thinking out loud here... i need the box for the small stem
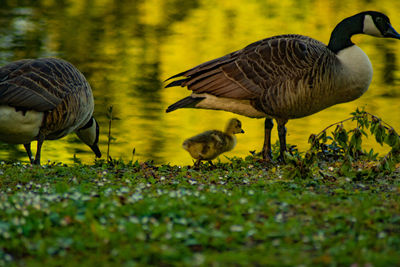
[315,117,353,138]
[364,111,398,134]
[107,105,113,162]
[131,148,136,163]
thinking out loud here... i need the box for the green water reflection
[1,0,400,165]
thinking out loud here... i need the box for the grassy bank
[0,155,400,266]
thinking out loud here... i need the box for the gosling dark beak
[384,24,400,39]
[90,144,102,158]
[241,129,245,134]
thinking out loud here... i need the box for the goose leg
[277,119,288,163]
[23,143,34,164]
[262,118,274,161]
[33,132,45,165]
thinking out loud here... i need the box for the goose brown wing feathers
[166,35,324,100]
[0,58,87,112]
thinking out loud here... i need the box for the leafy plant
[280,109,400,179]
[306,108,400,176]
[282,148,318,179]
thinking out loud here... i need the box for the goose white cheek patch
[363,15,383,37]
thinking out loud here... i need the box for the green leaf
[370,117,380,135]
[334,128,348,148]
[308,134,316,144]
[367,148,378,160]
[384,129,400,148]
[374,124,386,145]
[363,118,370,129]
[360,129,368,138]
[350,129,362,151]
[321,131,327,143]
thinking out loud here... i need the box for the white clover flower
[230,225,243,232]
[239,198,248,204]
[188,179,197,185]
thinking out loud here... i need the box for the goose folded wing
[0,59,64,112]
[165,36,315,99]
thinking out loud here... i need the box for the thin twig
[315,117,353,138]
[363,111,397,133]
[107,105,113,162]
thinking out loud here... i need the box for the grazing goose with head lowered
[166,11,400,162]
[0,57,101,164]
[183,118,244,167]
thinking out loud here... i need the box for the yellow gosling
[182,118,244,167]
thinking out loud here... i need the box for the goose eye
[375,17,386,28]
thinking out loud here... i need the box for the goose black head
[76,116,101,158]
[328,11,400,53]
[362,11,400,39]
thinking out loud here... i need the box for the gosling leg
[262,118,274,161]
[194,159,201,168]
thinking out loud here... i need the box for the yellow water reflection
[1,0,400,165]
[162,0,400,165]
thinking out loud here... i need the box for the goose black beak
[384,24,400,39]
[241,129,245,134]
[90,144,102,158]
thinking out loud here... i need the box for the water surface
[1,0,400,165]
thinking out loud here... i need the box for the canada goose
[0,58,101,164]
[166,11,400,162]
[183,118,244,167]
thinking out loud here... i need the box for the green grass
[1,157,400,266]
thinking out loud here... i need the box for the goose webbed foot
[261,149,273,163]
[277,153,286,164]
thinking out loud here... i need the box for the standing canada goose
[0,58,101,164]
[183,118,244,167]
[166,11,400,162]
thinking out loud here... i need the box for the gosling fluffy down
[182,118,244,166]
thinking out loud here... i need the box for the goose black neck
[328,13,364,53]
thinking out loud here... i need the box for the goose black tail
[165,78,188,88]
[166,96,205,113]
